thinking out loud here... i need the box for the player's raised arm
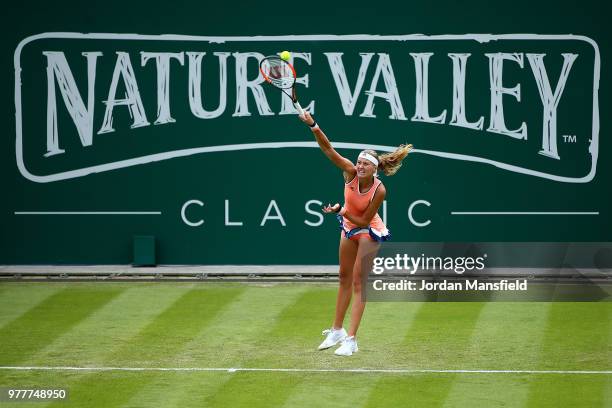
[299,112,356,177]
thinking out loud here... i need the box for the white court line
[451,212,599,215]
[14,212,162,215]
[0,366,610,375]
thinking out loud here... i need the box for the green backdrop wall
[1,0,610,264]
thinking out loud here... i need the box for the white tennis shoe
[334,336,358,356]
[318,327,347,350]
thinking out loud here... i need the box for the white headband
[358,152,379,167]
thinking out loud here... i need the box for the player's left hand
[322,203,341,213]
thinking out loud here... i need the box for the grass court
[0,281,610,407]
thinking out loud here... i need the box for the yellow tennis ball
[280,51,291,61]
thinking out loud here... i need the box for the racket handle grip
[294,101,304,116]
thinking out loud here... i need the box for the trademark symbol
[562,135,577,143]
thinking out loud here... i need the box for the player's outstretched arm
[299,112,356,176]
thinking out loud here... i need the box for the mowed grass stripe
[356,301,424,368]
[204,290,431,408]
[41,285,245,408]
[279,372,373,408]
[168,284,310,367]
[22,284,192,367]
[453,303,552,369]
[364,373,504,408]
[105,286,246,366]
[400,302,488,368]
[363,302,487,407]
[190,286,335,408]
[441,303,552,408]
[118,372,231,408]
[276,302,424,407]
[526,302,612,407]
[0,284,63,329]
[248,286,339,368]
[203,289,421,408]
[527,375,608,408]
[535,303,611,370]
[0,286,123,366]
[120,284,309,407]
[441,374,537,408]
[202,372,304,408]
[198,287,336,408]
[44,371,162,408]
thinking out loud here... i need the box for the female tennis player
[299,112,412,356]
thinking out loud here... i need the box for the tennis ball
[280,51,291,61]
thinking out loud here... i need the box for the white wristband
[339,206,347,216]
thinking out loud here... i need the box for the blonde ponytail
[377,144,413,176]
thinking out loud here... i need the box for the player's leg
[319,234,357,350]
[348,236,379,336]
[335,236,379,356]
[333,235,359,328]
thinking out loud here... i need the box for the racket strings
[261,59,295,89]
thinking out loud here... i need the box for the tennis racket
[259,55,304,116]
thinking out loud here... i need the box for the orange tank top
[342,176,386,231]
